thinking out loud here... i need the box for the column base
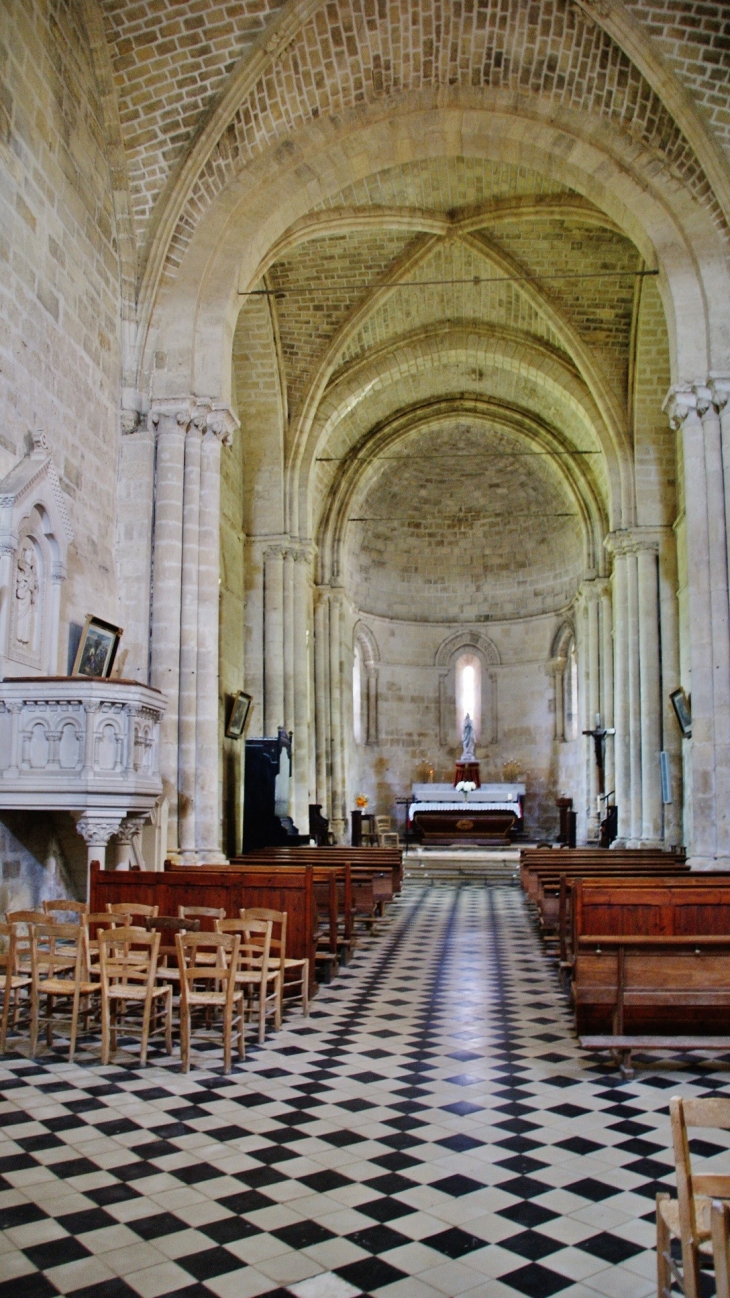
[687,855,730,871]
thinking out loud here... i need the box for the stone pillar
[195,410,234,861]
[587,584,601,837]
[665,384,730,867]
[698,387,730,861]
[292,547,312,832]
[314,588,330,814]
[75,812,125,883]
[329,590,346,842]
[149,399,193,855]
[547,658,566,742]
[113,814,149,870]
[366,665,378,746]
[264,545,285,736]
[636,541,663,843]
[608,538,631,844]
[283,548,296,734]
[178,413,203,861]
[598,579,614,801]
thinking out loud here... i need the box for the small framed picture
[72,616,123,679]
[226,690,253,739]
[670,687,692,739]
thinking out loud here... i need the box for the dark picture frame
[72,615,123,679]
[226,690,253,739]
[670,687,692,739]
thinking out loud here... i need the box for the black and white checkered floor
[2,883,729,1298]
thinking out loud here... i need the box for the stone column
[587,583,601,837]
[149,398,194,855]
[314,588,330,814]
[195,409,235,862]
[75,812,125,884]
[626,545,642,845]
[264,545,285,736]
[329,590,346,842]
[547,658,566,742]
[178,412,203,861]
[366,665,378,746]
[636,540,663,843]
[113,814,149,870]
[292,547,312,833]
[607,537,630,844]
[665,385,730,867]
[598,579,614,801]
[283,548,296,734]
[698,387,730,860]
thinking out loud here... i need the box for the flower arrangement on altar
[455,780,477,800]
[355,794,369,809]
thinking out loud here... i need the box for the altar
[409,783,525,846]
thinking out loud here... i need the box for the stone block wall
[0,0,121,653]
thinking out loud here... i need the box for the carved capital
[710,376,730,413]
[605,529,634,558]
[75,813,124,847]
[663,384,699,430]
[114,814,149,844]
[206,403,239,447]
[147,396,198,435]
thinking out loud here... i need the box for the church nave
[1,882,724,1298]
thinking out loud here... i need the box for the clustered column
[149,397,237,863]
[262,541,314,835]
[665,382,730,867]
[313,584,347,841]
[576,578,613,840]
[607,530,664,846]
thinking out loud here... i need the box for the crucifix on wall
[582,713,615,796]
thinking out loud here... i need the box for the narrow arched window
[455,652,481,745]
[353,641,363,745]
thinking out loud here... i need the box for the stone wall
[0,0,121,653]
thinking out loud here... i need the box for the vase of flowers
[455,780,476,802]
[355,794,369,810]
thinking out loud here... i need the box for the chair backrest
[178,906,226,923]
[240,907,287,960]
[107,902,159,919]
[0,921,22,976]
[43,899,89,918]
[175,931,240,1004]
[670,1096,730,1247]
[375,816,392,832]
[217,918,272,973]
[712,1201,730,1298]
[30,921,84,983]
[99,926,160,990]
[6,910,46,926]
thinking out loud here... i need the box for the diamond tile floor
[1,882,729,1298]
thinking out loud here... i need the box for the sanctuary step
[404,847,519,885]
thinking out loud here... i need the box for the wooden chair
[0,922,32,1052]
[657,1095,730,1298]
[84,913,119,975]
[145,915,199,984]
[178,907,225,965]
[29,921,100,1062]
[712,1201,730,1298]
[175,931,244,1073]
[106,902,159,921]
[216,918,276,1042]
[42,899,88,919]
[241,907,309,1023]
[98,926,172,1065]
[375,815,399,848]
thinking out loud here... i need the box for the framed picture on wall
[670,687,692,739]
[226,690,253,739]
[72,616,123,679]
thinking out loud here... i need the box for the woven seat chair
[175,931,244,1073]
[657,1095,730,1298]
[98,926,172,1065]
[216,918,276,1043]
[240,907,309,1023]
[29,920,100,1062]
[0,921,32,1052]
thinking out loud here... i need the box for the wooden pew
[90,862,318,980]
[520,846,686,903]
[231,855,355,969]
[245,846,403,898]
[571,876,730,1075]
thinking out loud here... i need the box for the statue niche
[0,433,73,678]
